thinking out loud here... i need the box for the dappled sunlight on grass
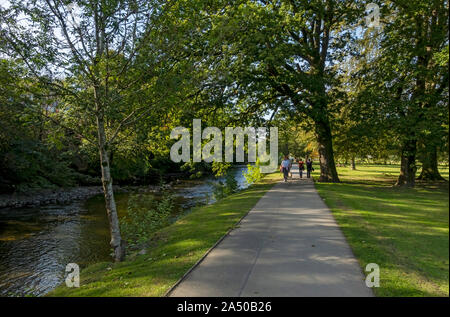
[312,164,449,187]
[315,164,449,297]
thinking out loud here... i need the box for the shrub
[243,159,263,185]
[224,172,238,195]
[212,172,238,201]
[212,180,226,200]
[120,193,174,247]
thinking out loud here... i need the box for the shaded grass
[313,164,449,297]
[48,173,279,297]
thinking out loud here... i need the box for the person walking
[306,158,314,178]
[280,155,291,182]
[298,158,305,178]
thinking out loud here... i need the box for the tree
[202,0,369,182]
[416,44,449,181]
[352,0,448,186]
[0,0,191,260]
[274,115,317,159]
[0,58,80,192]
[333,56,399,170]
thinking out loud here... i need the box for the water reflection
[0,166,249,296]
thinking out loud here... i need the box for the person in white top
[280,155,291,182]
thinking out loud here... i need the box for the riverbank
[48,173,279,296]
[0,184,172,209]
[313,164,449,296]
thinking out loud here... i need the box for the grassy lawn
[313,164,449,297]
[48,163,449,297]
[48,173,279,297]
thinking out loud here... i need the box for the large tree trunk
[314,119,340,182]
[351,156,356,170]
[96,112,125,262]
[395,139,417,187]
[417,145,445,181]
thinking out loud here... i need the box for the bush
[212,180,226,200]
[212,172,238,201]
[0,139,77,192]
[224,172,238,195]
[120,193,174,247]
[243,159,263,185]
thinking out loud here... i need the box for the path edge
[164,179,278,297]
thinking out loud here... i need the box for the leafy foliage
[243,159,263,185]
[0,1,448,191]
[212,171,239,201]
[120,193,174,247]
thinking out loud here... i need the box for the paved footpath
[169,165,373,297]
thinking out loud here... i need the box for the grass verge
[313,164,449,296]
[48,173,279,296]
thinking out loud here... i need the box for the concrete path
[168,165,373,297]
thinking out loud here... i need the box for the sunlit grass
[48,164,449,297]
[48,173,279,297]
[314,164,449,297]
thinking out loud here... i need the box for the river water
[0,166,248,296]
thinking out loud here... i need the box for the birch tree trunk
[95,94,125,262]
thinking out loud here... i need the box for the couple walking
[280,156,313,182]
[297,158,314,179]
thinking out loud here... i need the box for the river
[0,166,249,296]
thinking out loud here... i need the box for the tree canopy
[0,0,448,261]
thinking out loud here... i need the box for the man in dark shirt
[306,158,314,178]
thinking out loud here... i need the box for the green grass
[313,164,449,297]
[48,173,279,297]
[48,164,449,297]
